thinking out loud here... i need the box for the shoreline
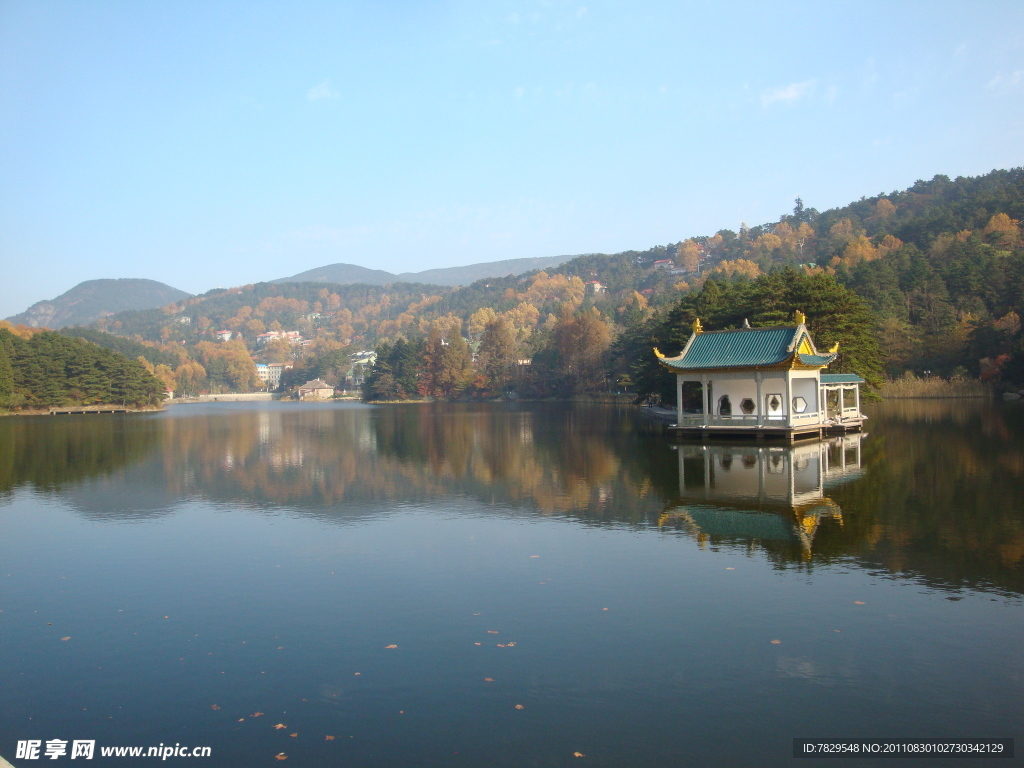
[0,405,164,417]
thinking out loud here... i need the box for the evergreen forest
[0,326,165,411]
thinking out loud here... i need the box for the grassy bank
[880,374,991,399]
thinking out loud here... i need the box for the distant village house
[297,379,334,400]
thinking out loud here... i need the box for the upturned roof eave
[658,350,835,374]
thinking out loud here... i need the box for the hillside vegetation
[69,167,1024,400]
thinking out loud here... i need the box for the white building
[255,363,291,390]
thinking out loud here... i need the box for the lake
[1,400,1021,767]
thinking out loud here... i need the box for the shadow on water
[1,399,1022,595]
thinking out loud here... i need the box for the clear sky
[2,0,1022,318]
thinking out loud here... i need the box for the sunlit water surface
[1,400,1022,767]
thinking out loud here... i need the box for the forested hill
[7,278,192,329]
[78,167,1024,398]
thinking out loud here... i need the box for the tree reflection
[0,414,160,498]
[3,400,1021,596]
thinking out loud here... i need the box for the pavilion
[654,312,865,441]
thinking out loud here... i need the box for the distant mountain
[273,255,575,287]
[271,263,400,286]
[7,279,192,329]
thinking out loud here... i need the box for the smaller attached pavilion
[655,312,864,441]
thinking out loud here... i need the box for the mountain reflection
[1,399,1021,595]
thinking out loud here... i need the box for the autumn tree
[475,317,519,395]
[678,239,701,273]
[420,317,472,399]
[193,340,259,392]
[174,360,207,396]
[263,337,293,364]
[534,305,613,395]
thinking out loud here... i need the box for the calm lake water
[1,400,1022,767]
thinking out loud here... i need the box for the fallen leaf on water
[602,608,608,611]
[507,642,516,647]
[835,630,841,633]
[253,712,264,717]
[484,678,494,682]
[726,567,735,570]
[472,613,481,616]
[574,752,586,758]
[289,733,297,738]
[354,672,361,676]
[274,723,287,730]
[770,640,781,644]
[274,754,287,761]
[854,601,865,605]
[515,704,525,710]
[211,704,220,710]
[61,637,71,641]
[474,642,481,646]
[238,718,245,722]
[530,555,539,558]
[497,643,505,647]
[487,630,499,634]
[385,644,398,649]
[325,736,335,741]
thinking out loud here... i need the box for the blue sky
[2,0,1023,318]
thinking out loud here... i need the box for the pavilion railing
[674,412,823,427]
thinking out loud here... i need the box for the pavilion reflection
[662,434,867,554]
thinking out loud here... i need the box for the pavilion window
[681,381,704,414]
[718,394,732,416]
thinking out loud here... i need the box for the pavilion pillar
[700,373,708,426]
[755,371,763,427]
[784,371,793,428]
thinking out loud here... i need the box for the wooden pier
[49,407,137,415]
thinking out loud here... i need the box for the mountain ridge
[7,278,192,329]
[272,254,576,287]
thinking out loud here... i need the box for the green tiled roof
[798,353,838,366]
[820,373,865,384]
[684,507,799,542]
[660,326,837,370]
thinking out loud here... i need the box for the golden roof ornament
[829,342,840,354]
[794,310,806,325]
[692,317,703,334]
